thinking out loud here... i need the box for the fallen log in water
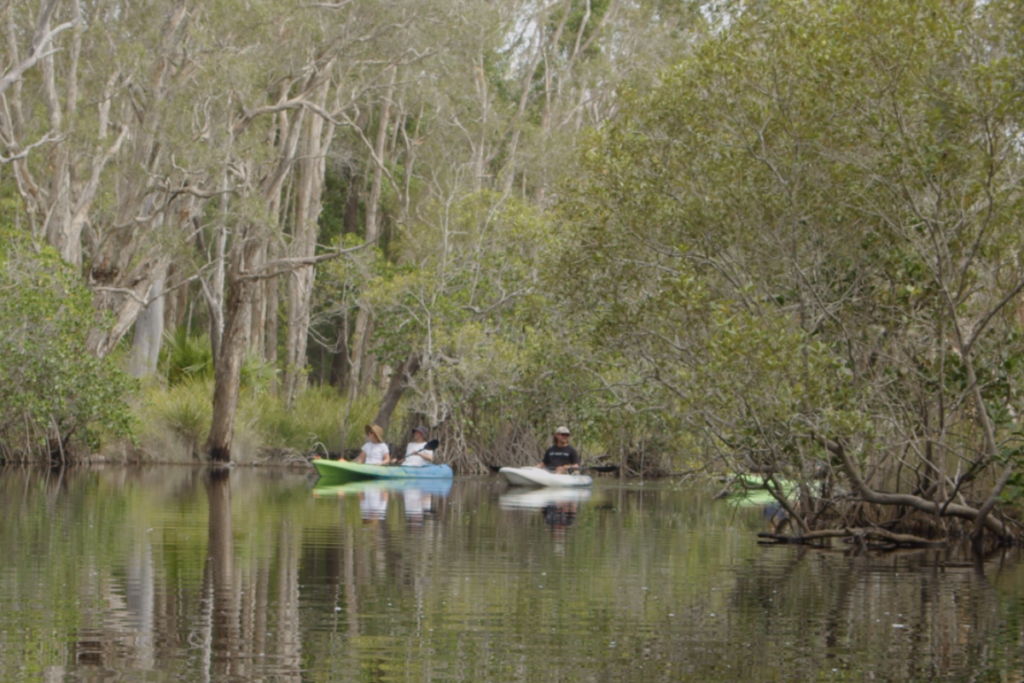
[757,527,947,549]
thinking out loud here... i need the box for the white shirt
[403,442,433,467]
[361,441,390,465]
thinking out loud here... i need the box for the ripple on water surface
[2,468,1024,682]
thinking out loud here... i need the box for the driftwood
[758,527,947,549]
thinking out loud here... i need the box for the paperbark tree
[283,77,337,405]
[2,0,199,362]
[206,222,266,461]
[346,65,397,403]
[128,278,166,378]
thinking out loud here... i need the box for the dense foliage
[0,225,135,460]
[556,0,1024,540]
[5,0,1024,543]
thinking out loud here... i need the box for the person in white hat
[355,424,391,465]
[535,426,580,474]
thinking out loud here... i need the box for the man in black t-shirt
[537,426,580,473]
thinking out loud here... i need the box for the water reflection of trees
[720,549,1007,680]
[3,470,1024,682]
[17,467,307,681]
[202,468,303,682]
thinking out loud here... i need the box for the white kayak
[498,466,593,488]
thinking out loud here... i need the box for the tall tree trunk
[372,352,421,433]
[348,67,396,403]
[205,222,227,365]
[163,263,189,335]
[329,318,349,389]
[86,252,171,358]
[250,245,267,360]
[128,276,166,378]
[39,0,73,265]
[206,225,263,462]
[283,79,335,405]
[258,101,302,385]
[501,19,548,195]
[265,271,280,392]
[83,3,189,355]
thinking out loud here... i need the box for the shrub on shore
[0,227,136,462]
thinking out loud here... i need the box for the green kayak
[312,458,454,483]
[727,474,797,507]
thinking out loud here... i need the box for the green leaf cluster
[554,0,1024,478]
[0,226,136,459]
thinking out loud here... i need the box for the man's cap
[412,425,429,437]
[554,426,571,435]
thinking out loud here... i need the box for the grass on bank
[135,379,387,464]
[128,331,392,463]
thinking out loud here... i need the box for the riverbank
[134,379,390,464]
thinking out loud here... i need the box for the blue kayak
[312,458,453,483]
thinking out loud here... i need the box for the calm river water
[2,466,1024,682]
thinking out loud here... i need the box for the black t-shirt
[542,445,580,470]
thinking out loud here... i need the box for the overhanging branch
[239,242,370,281]
[815,434,1007,538]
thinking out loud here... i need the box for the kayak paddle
[391,438,439,465]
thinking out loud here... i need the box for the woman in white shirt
[402,425,434,467]
[355,424,390,465]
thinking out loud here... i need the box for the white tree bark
[0,0,74,98]
[129,276,167,378]
[347,66,396,402]
[283,76,336,405]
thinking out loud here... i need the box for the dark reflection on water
[1,466,1023,682]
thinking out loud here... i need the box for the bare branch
[239,242,371,281]
[0,0,78,97]
[964,277,1024,355]
[302,0,353,7]
[0,131,62,165]
[816,434,1008,538]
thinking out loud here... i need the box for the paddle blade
[425,438,440,450]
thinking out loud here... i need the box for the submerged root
[758,527,947,550]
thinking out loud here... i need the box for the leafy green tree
[557,0,1024,545]
[339,191,602,468]
[0,223,135,461]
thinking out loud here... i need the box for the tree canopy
[556,0,1024,544]
[3,0,1024,547]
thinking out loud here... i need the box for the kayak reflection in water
[535,426,580,474]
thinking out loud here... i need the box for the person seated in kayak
[354,424,391,465]
[536,426,580,474]
[401,425,435,467]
